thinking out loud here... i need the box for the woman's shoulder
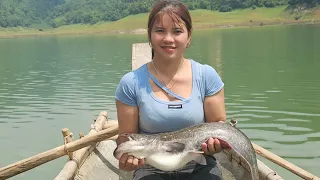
[117,72,136,90]
[189,59,218,75]
[119,64,147,83]
[189,59,224,96]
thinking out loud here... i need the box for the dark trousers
[133,156,222,180]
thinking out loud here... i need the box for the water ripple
[275,118,310,122]
[232,105,268,109]
[239,99,266,102]
[242,109,320,117]
[231,113,272,119]
[14,121,33,124]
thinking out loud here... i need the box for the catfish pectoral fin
[163,142,186,153]
[189,152,207,165]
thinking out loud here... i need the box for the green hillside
[1,5,319,38]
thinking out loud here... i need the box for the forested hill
[0,0,319,28]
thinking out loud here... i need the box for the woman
[115,0,226,179]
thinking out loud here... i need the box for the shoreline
[0,19,319,39]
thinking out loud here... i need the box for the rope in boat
[63,132,75,165]
[101,113,108,119]
[63,132,81,169]
[63,132,73,155]
[90,124,97,132]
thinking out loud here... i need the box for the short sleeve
[115,72,138,106]
[204,65,224,96]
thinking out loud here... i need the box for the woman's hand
[116,134,145,171]
[201,137,222,155]
[119,153,145,171]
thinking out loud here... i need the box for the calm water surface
[0,24,319,179]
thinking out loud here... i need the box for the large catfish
[113,122,259,180]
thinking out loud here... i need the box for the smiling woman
[115,0,226,180]
[148,0,192,61]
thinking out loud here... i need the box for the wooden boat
[0,43,319,180]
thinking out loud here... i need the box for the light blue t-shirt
[115,59,224,134]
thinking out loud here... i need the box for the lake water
[0,24,319,179]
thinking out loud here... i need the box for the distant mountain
[0,0,318,28]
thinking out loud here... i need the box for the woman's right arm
[116,100,145,171]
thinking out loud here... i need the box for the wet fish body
[114,122,259,180]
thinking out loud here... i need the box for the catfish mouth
[113,133,133,159]
[113,142,133,160]
[113,133,146,160]
[113,147,121,160]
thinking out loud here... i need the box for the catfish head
[113,133,160,160]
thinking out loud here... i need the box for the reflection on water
[0,24,320,179]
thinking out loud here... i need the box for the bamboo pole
[103,120,118,130]
[0,124,118,179]
[54,111,108,180]
[54,128,76,180]
[102,121,119,140]
[61,128,73,160]
[252,143,320,180]
[54,159,78,180]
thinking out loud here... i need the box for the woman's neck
[152,56,185,79]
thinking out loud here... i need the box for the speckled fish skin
[114,122,259,180]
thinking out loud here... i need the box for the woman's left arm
[202,88,227,155]
[204,88,226,123]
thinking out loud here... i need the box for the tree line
[0,0,319,28]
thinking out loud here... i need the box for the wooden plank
[132,43,151,70]
[71,43,151,180]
